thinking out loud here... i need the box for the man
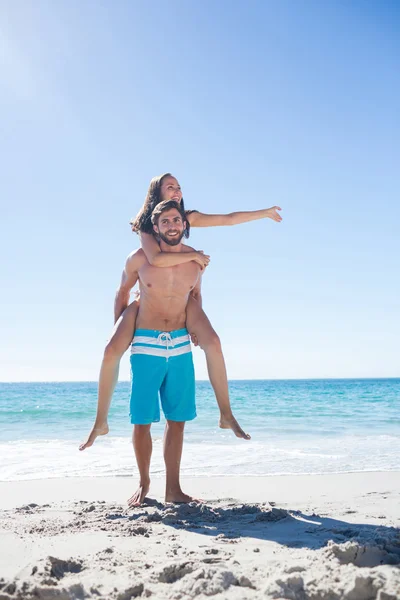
[84,200,202,506]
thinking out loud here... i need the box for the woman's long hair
[130,173,187,234]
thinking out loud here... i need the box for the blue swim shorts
[129,328,196,425]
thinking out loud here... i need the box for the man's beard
[158,230,185,246]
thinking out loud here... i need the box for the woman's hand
[265,206,282,222]
[193,251,210,270]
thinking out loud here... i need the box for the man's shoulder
[126,248,146,269]
[127,248,145,259]
[181,244,195,253]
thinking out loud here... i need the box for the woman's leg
[79,301,139,450]
[186,297,250,440]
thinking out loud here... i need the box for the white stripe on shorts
[131,344,191,358]
[132,334,190,347]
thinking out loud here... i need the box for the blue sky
[1,0,399,381]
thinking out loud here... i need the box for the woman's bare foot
[219,414,251,440]
[165,489,200,503]
[79,422,109,451]
[128,480,150,507]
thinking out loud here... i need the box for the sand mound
[168,567,239,598]
[326,540,400,568]
[265,564,400,600]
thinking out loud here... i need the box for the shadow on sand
[124,497,400,562]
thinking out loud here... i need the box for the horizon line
[1,376,399,384]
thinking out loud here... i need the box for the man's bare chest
[139,262,200,294]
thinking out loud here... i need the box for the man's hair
[129,173,189,235]
[151,200,190,239]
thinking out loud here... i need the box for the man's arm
[187,272,203,347]
[187,207,282,227]
[190,272,203,309]
[114,250,142,323]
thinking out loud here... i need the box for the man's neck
[159,240,184,253]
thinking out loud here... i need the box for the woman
[80,173,281,451]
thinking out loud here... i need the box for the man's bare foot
[79,423,109,451]
[219,414,251,440]
[165,489,200,503]
[128,480,150,507]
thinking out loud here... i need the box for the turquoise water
[1,379,399,480]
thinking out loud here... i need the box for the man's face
[160,176,183,203]
[154,208,186,246]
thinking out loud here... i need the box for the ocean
[1,379,399,481]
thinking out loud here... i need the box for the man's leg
[128,347,166,507]
[164,420,196,503]
[161,345,198,503]
[128,424,152,507]
[186,297,250,440]
[79,301,139,450]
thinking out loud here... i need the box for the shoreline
[2,467,399,480]
[1,471,399,511]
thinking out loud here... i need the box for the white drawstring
[156,332,173,360]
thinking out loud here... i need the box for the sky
[1,0,399,381]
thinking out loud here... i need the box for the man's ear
[153,224,159,235]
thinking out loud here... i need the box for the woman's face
[160,175,183,204]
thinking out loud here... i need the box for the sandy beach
[0,472,399,599]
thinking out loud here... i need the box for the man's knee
[166,420,185,431]
[134,424,152,436]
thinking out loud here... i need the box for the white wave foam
[1,434,400,481]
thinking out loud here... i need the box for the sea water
[1,379,399,481]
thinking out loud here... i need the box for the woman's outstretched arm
[140,232,210,269]
[187,206,282,227]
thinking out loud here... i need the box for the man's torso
[135,247,200,331]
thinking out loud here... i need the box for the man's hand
[193,251,210,270]
[265,206,282,222]
[190,332,199,346]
